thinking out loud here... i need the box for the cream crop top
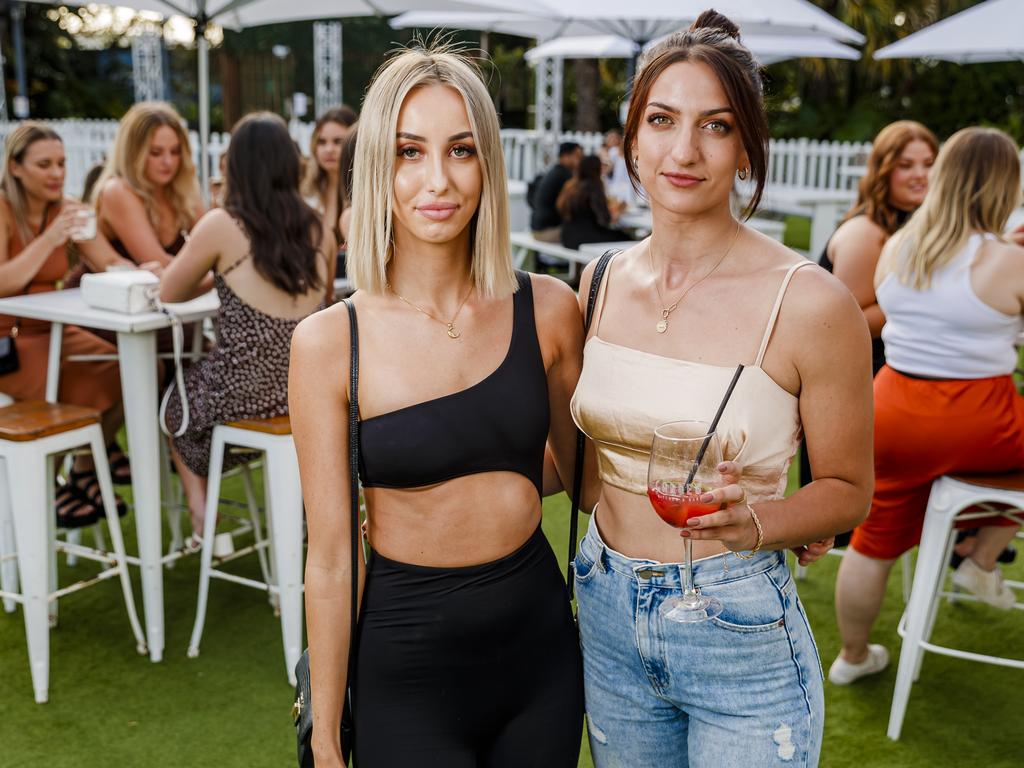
[571,256,812,502]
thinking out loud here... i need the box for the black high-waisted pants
[351,525,584,767]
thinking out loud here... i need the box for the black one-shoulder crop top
[358,271,549,498]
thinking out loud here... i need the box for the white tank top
[878,233,1023,379]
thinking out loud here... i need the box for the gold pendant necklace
[387,281,474,340]
[651,223,741,334]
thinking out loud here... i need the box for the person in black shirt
[529,141,582,242]
[556,155,631,250]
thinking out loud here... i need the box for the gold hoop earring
[737,168,748,181]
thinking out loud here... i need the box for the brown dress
[0,199,121,412]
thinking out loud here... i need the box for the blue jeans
[575,515,824,767]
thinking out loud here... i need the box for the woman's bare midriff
[364,470,542,567]
[594,484,730,563]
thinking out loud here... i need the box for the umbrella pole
[197,16,211,202]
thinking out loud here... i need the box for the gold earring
[737,167,748,181]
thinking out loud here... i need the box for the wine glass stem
[682,536,699,602]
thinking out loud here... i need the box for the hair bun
[689,9,741,40]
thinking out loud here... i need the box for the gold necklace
[387,281,474,339]
[650,223,741,334]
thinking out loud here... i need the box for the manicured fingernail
[700,493,714,504]
[680,530,691,538]
[687,517,701,527]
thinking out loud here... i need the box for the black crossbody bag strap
[566,249,617,601]
[344,299,360,750]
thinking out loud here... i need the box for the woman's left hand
[680,461,760,553]
[792,538,834,567]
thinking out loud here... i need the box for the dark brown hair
[556,154,605,220]
[623,10,768,217]
[845,120,938,235]
[224,112,323,296]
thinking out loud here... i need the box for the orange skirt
[0,324,121,413]
[851,366,1024,560]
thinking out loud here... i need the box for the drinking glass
[647,420,724,622]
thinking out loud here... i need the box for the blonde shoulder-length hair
[346,42,515,298]
[0,121,64,246]
[883,127,1022,290]
[95,101,201,235]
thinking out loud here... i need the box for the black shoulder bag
[566,250,616,600]
[293,298,360,766]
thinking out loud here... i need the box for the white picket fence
[501,128,874,192]
[3,119,1021,208]
[0,118,317,197]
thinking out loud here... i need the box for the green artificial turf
[2,472,1022,767]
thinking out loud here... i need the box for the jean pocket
[707,573,787,634]
[573,547,600,584]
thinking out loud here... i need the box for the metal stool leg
[187,433,227,659]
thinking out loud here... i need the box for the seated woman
[337,127,358,254]
[159,112,335,546]
[556,154,632,250]
[832,127,1024,685]
[302,106,357,277]
[820,121,937,376]
[94,101,203,269]
[0,123,140,526]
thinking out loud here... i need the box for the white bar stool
[187,415,304,685]
[887,472,1024,741]
[0,400,146,703]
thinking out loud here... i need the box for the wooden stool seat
[0,401,100,442]
[949,472,1024,493]
[225,415,291,435]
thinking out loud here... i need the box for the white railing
[501,128,875,192]
[0,119,311,197]
[3,119,1022,206]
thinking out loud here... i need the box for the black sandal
[55,478,101,529]
[106,442,132,485]
[68,469,128,519]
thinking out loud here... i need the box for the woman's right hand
[44,203,86,249]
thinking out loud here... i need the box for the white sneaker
[828,644,889,685]
[952,557,1016,610]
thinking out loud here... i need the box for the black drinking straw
[686,363,745,485]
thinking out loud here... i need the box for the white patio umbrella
[24,0,513,191]
[392,1,865,46]
[874,0,1024,63]
[524,33,862,66]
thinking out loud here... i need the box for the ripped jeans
[575,515,824,767]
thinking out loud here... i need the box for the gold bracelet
[733,503,764,560]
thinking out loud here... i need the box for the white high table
[0,288,219,662]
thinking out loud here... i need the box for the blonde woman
[832,127,1024,684]
[94,101,203,268]
[0,123,138,525]
[301,105,357,244]
[290,44,584,767]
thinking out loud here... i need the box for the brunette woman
[159,113,335,545]
[821,120,937,376]
[0,123,139,526]
[571,12,873,766]
[799,121,937,519]
[290,44,584,767]
[556,154,631,250]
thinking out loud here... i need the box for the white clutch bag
[80,270,159,314]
